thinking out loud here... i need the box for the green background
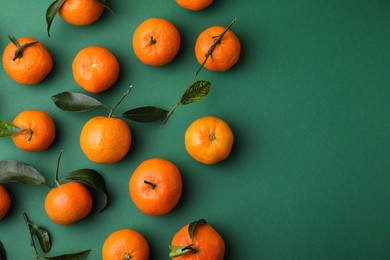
[1,0,390,259]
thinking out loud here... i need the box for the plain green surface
[1,0,390,259]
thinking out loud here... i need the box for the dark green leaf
[61,169,108,212]
[46,0,66,37]
[8,35,19,47]
[188,219,207,241]
[96,0,113,13]
[0,161,46,185]
[32,225,51,253]
[0,240,6,260]
[43,250,91,260]
[122,106,169,123]
[180,81,210,105]
[0,120,22,137]
[51,92,103,112]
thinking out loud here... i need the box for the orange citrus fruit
[185,116,234,164]
[133,18,181,66]
[176,0,214,11]
[44,182,93,226]
[2,36,53,85]
[59,0,105,26]
[0,185,11,220]
[72,46,120,93]
[80,116,131,164]
[195,25,241,71]
[11,110,56,152]
[102,228,149,260]
[169,220,225,259]
[129,158,182,216]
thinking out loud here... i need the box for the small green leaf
[180,81,210,105]
[188,219,207,241]
[60,169,108,212]
[96,0,113,13]
[43,250,91,260]
[0,161,46,185]
[122,106,169,123]
[51,92,103,112]
[0,120,23,137]
[32,225,51,253]
[46,0,66,37]
[0,240,6,260]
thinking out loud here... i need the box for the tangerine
[176,0,214,11]
[0,185,11,220]
[72,46,120,93]
[59,0,105,26]
[133,18,181,66]
[169,219,225,259]
[184,116,234,164]
[44,182,93,226]
[80,116,131,164]
[195,25,241,71]
[2,36,52,85]
[11,110,56,152]
[102,228,149,260]
[129,158,182,216]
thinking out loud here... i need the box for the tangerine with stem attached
[44,151,93,226]
[133,18,181,66]
[2,36,53,85]
[169,219,225,259]
[185,116,234,164]
[0,185,11,220]
[194,18,240,72]
[72,45,120,93]
[11,110,56,152]
[129,158,182,216]
[79,86,132,164]
[102,228,150,260]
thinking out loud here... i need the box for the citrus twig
[23,212,40,260]
[53,150,64,187]
[108,85,133,118]
[8,35,38,61]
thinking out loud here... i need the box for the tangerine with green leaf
[169,219,225,259]
[102,228,149,260]
[44,181,93,226]
[10,110,56,152]
[129,158,182,216]
[2,36,52,85]
[79,87,132,164]
[0,185,11,220]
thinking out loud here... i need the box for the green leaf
[180,81,210,105]
[96,0,113,13]
[46,0,65,37]
[32,225,51,253]
[60,169,108,212]
[0,240,6,260]
[122,106,169,123]
[0,120,22,137]
[188,219,207,241]
[43,250,91,260]
[51,92,103,112]
[0,161,46,185]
